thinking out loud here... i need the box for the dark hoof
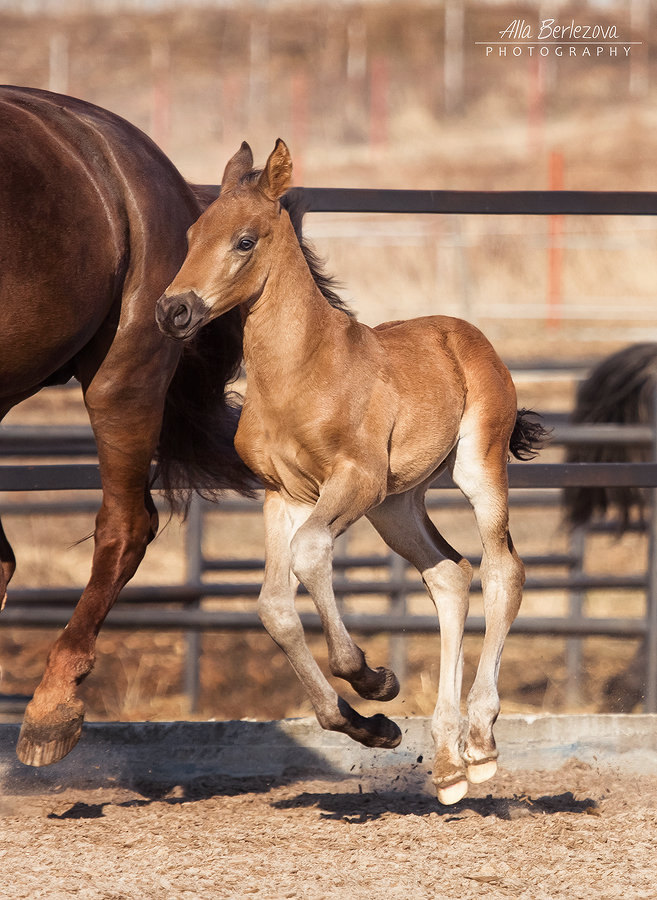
[353,667,400,702]
[352,713,403,749]
[368,714,402,748]
[16,701,84,767]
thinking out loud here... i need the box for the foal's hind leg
[16,330,178,767]
[451,431,525,785]
[259,490,400,749]
[367,486,473,805]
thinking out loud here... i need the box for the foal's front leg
[289,463,399,704]
[259,490,400,749]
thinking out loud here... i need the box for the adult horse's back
[0,86,251,766]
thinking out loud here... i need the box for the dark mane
[238,171,353,316]
[281,189,353,317]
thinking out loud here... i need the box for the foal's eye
[236,237,256,252]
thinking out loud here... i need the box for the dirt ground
[1,762,656,899]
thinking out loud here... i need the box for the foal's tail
[509,409,549,461]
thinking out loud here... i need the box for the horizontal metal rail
[0,605,646,637]
[251,187,657,217]
[0,421,650,457]
[0,571,645,618]
[0,461,656,492]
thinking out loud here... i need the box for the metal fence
[2,186,657,713]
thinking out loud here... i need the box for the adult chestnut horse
[0,86,254,767]
[158,140,546,804]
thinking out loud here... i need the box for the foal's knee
[257,592,304,646]
[290,522,333,588]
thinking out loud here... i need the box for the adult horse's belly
[0,92,124,394]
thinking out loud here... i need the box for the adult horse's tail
[510,408,549,461]
[155,309,258,509]
[563,343,657,530]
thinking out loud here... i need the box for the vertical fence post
[290,71,309,184]
[444,0,464,115]
[184,494,204,714]
[49,32,69,95]
[150,38,171,152]
[645,386,657,712]
[345,14,367,142]
[369,56,389,151]
[566,526,585,707]
[248,19,269,131]
[547,149,564,329]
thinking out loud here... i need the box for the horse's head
[156,139,293,341]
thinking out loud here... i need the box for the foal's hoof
[16,700,84,767]
[366,714,402,748]
[347,712,402,749]
[435,776,468,806]
[466,758,498,785]
[353,666,400,702]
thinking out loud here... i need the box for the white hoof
[436,778,468,806]
[467,759,498,784]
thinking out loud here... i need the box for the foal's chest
[234,399,328,503]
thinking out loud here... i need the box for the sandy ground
[1,762,656,899]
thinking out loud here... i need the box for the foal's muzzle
[156,290,206,340]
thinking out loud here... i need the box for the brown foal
[157,140,545,804]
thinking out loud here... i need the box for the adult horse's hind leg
[0,519,16,610]
[366,484,473,805]
[16,327,179,767]
[451,428,525,786]
[261,489,401,749]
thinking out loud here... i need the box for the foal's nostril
[172,303,192,329]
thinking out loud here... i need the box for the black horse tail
[155,308,259,512]
[563,343,657,530]
[509,408,549,461]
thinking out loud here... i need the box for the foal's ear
[258,139,293,201]
[221,142,254,193]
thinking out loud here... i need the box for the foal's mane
[240,170,353,317]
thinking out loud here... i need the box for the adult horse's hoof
[16,700,84,767]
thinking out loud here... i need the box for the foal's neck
[242,215,340,378]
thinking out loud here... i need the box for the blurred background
[1,0,656,726]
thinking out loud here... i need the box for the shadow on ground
[272,788,598,823]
